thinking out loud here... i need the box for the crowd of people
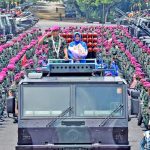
[0,24,149,127]
[0,27,42,121]
[36,25,150,128]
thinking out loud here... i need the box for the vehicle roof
[20,76,127,84]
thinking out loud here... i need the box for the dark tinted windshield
[23,86,70,117]
[22,84,124,118]
[76,85,123,117]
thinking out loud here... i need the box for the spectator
[59,13,62,21]
[68,32,88,63]
[56,7,58,13]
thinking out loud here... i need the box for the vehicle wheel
[138,113,143,126]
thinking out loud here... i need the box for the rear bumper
[16,144,130,150]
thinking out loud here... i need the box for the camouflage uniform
[140,86,150,128]
[9,81,18,99]
[110,46,117,56]
[0,80,6,117]
[27,33,33,44]
[43,36,67,59]
[145,56,150,77]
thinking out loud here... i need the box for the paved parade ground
[35,19,112,31]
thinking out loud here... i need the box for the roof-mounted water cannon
[25,59,119,79]
[46,59,96,75]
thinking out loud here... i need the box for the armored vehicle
[129,17,150,37]
[0,15,13,39]
[7,59,130,150]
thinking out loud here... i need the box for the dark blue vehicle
[8,59,130,150]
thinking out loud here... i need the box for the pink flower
[7,64,15,70]
[2,68,8,72]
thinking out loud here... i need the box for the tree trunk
[105,6,109,23]
[73,0,85,17]
[86,7,89,22]
[103,3,105,23]
[105,5,112,23]
[104,2,122,23]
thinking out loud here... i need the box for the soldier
[56,7,58,13]
[7,64,15,83]
[0,75,6,120]
[140,83,150,128]
[145,51,150,77]
[130,74,138,88]
[8,86,18,123]
[110,45,118,57]
[38,25,69,59]
[10,72,24,123]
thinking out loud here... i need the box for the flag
[21,54,27,67]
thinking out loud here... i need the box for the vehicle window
[23,86,70,117]
[76,85,123,117]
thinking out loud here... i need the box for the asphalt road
[34,19,114,32]
[0,118,17,150]
[0,20,144,150]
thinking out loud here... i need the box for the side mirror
[127,89,131,96]
[131,90,140,99]
[6,97,15,115]
[131,98,139,115]
[128,90,140,115]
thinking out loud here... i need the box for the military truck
[0,21,6,44]
[0,15,7,43]
[129,17,150,38]
[139,36,150,48]
[7,59,130,150]
[0,15,13,39]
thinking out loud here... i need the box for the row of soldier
[36,25,150,128]
[104,26,150,128]
[0,25,150,126]
[0,28,42,122]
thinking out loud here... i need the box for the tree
[76,0,121,22]
[0,0,20,9]
[96,0,121,23]
[129,0,149,11]
[77,0,96,21]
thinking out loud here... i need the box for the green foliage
[96,0,113,5]
[0,0,20,2]
[76,0,121,22]
[77,0,114,5]
[76,0,149,22]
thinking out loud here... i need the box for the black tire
[138,112,143,126]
